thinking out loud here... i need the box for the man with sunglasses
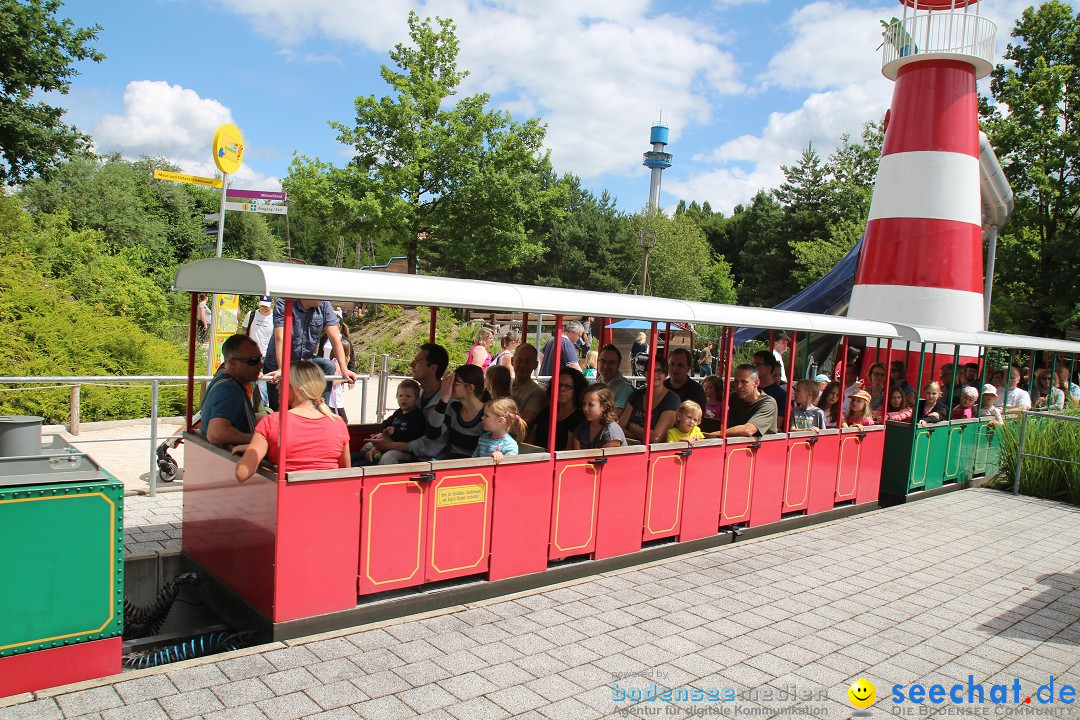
[200,334,263,447]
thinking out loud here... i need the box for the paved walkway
[4,488,1080,720]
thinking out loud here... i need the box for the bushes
[992,410,1080,505]
[0,198,188,423]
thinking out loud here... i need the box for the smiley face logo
[848,678,876,709]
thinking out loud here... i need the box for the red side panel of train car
[275,474,363,622]
[641,444,688,542]
[357,463,431,595]
[721,439,756,526]
[549,452,603,560]
[424,462,495,583]
[677,441,725,542]
[748,436,787,527]
[595,446,648,559]
[183,437,276,619]
[855,426,886,505]
[807,430,841,514]
[488,454,553,581]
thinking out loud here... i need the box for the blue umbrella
[605,319,678,331]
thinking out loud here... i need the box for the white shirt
[244,309,275,355]
[1005,387,1031,410]
[773,349,787,383]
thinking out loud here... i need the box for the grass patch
[988,408,1080,505]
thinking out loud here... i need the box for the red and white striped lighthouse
[849,0,996,332]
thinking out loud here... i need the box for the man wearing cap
[242,296,275,406]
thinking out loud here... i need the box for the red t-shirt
[256,411,350,473]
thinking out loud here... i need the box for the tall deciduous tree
[981,1,1080,334]
[333,12,563,276]
[0,0,104,184]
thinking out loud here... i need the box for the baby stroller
[155,411,200,483]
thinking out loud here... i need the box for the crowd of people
[196,304,1080,481]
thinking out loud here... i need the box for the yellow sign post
[207,124,246,375]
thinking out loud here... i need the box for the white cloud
[93,80,281,191]
[274,49,345,67]
[667,2,894,213]
[215,0,743,178]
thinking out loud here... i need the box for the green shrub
[991,409,1080,505]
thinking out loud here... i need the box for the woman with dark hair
[620,355,679,443]
[427,364,486,459]
[530,366,587,451]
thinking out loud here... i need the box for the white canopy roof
[890,324,1080,354]
[173,259,904,338]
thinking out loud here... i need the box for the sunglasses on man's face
[230,356,263,366]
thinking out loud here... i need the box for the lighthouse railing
[881,12,996,73]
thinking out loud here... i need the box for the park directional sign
[224,201,288,215]
[227,188,286,201]
[153,169,222,188]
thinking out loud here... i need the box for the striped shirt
[472,433,519,458]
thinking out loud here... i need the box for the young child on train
[570,384,627,450]
[667,400,705,444]
[473,397,527,463]
[951,385,978,419]
[357,380,425,464]
[980,384,1003,425]
[844,390,874,428]
[702,375,723,419]
[884,387,913,422]
[790,379,827,431]
[917,381,948,426]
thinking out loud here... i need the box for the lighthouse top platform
[882,11,996,80]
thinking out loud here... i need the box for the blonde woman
[234,361,350,482]
[468,327,495,371]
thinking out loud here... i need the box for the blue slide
[733,234,863,345]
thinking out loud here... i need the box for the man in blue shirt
[538,320,584,377]
[262,298,356,410]
[200,334,262,446]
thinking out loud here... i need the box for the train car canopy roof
[891,324,1080,354]
[174,259,901,338]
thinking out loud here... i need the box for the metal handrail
[0,373,371,497]
[1012,410,1080,495]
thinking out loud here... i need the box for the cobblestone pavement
[4,488,1080,720]
[123,492,183,556]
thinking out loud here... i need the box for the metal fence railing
[1012,411,1080,495]
[0,374,371,496]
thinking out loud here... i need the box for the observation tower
[848,0,996,332]
[643,122,673,212]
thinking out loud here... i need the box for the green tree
[981,1,1080,335]
[514,174,635,293]
[790,123,883,285]
[332,12,564,276]
[632,211,731,302]
[0,0,104,184]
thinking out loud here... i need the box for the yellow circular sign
[212,123,244,174]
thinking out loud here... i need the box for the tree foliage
[0,196,188,422]
[331,12,564,277]
[0,0,104,184]
[981,0,1080,334]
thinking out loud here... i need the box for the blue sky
[57,0,1023,215]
